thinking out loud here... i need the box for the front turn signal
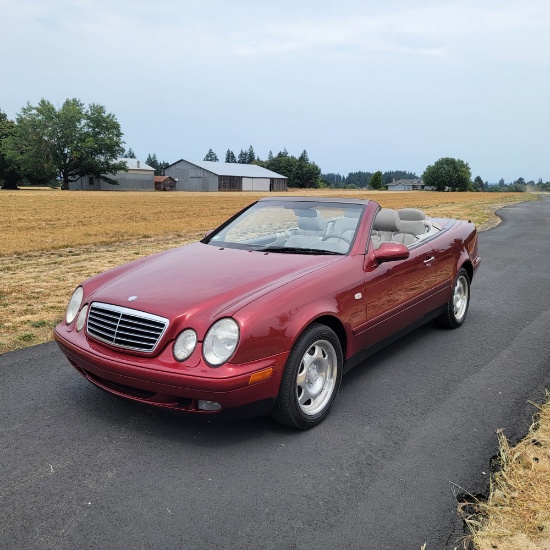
[248,368,273,385]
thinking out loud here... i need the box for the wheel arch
[308,315,348,359]
[460,259,474,282]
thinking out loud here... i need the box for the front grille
[87,302,168,352]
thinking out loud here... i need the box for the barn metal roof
[173,160,287,179]
[119,158,154,171]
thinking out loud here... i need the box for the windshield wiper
[257,246,342,255]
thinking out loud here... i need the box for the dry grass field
[0,188,548,548]
[0,188,534,256]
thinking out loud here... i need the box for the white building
[165,160,288,192]
[70,158,155,191]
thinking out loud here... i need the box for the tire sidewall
[444,267,471,328]
[273,323,343,429]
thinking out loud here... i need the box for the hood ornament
[127,296,138,302]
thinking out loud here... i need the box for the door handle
[423,256,435,265]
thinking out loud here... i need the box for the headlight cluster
[65,287,88,332]
[172,318,239,367]
[65,286,88,332]
[65,287,83,324]
[173,329,197,361]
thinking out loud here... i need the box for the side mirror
[373,242,410,263]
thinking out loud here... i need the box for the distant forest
[321,170,419,188]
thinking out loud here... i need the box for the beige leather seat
[371,209,401,248]
[328,208,361,242]
[285,211,328,247]
[394,208,427,245]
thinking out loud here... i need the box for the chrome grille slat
[86,302,168,352]
[114,329,158,341]
[118,318,165,330]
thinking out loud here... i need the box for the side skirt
[343,305,446,375]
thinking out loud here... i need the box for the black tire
[271,323,343,429]
[435,267,470,329]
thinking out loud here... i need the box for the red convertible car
[55,197,480,429]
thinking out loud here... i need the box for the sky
[1,0,549,183]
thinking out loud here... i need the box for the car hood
[87,242,342,327]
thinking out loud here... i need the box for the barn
[165,160,288,192]
[70,158,155,191]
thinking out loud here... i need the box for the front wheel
[435,268,470,329]
[271,323,343,429]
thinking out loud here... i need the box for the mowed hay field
[0,188,535,353]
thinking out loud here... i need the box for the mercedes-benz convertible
[54,196,480,429]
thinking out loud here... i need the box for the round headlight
[65,287,83,325]
[76,304,89,332]
[173,329,198,362]
[203,318,240,366]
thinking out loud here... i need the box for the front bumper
[54,326,288,418]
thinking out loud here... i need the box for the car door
[362,241,438,345]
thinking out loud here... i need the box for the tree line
[321,170,419,189]
[3,98,549,192]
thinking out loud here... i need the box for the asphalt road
[2,196,550,550]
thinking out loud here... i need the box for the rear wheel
[436,268,470,328]
[271,323,343,429]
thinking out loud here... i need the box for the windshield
[205,200,365,254]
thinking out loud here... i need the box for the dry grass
[0,189,533,257]
[463,397,550,549]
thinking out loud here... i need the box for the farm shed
[70,158,155,191]
[154,176,176,191]
[165,160,288,192]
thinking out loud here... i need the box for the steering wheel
[321,234,352,245]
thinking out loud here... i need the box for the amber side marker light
[248,368,273,385]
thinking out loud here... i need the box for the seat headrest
[400,220,426,235]
[373,209,401,232]
[296,211,327,232]
[398,208,425,221]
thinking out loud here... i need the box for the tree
[298,150,309,163]
[247,145,256,163]
[346,171,372,188]
[268,150,274,161]
[473,175,484,192]
[237,149,248,163]
[256,149,322,188]
[5,98,126,189]
[225,149,237,163]
[422,157,471,192]
[321,172,345,187]
[146,153,158,172]
[146,153,169,176]
[369,171,384,190]
[0,109,24,189]
[498,178,505,185]
[125,147,136,158]
[203,148,219,162]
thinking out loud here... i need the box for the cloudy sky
[1,0,549,182]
